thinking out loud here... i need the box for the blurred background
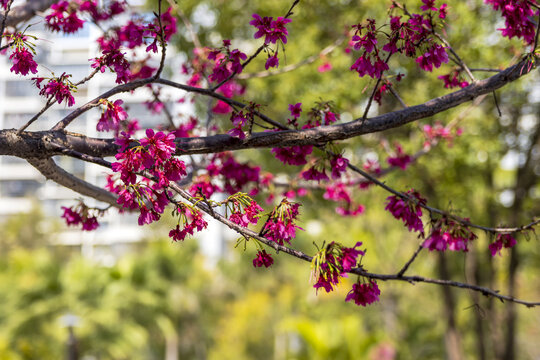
[0,0,539,359]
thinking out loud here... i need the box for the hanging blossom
[7,33,39,76]
[225,193,264,228]
[208,40,247,83]
[345,279,381,307]
[45,1,85,34]
[33,73,76,106]
[92,38,131,84]
[489,233,517,256]
[96,99,128,132]
[110,128,187,226]
[272,145,314,166]
[349,19,389,79]
[385,189,426,234]
[485,0,539,45]
[253,250,274,268]
[263,199,303,245]
[415,43,449,72]
[423,218,478,252]
[324,183,365,217]
[79,0,125,23]
[169,203,208,241]
[438,69,470,89]
[61,203,102,231]
[311,241,365,293]
[387,143,412,170]
[250,14,292,44]
[227,103,259,139]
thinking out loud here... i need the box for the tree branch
[0,0,55,28]
[26,157,118,207]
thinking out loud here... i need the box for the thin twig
[397,242,425,277]
[169,0,202,49]
[362,53,393,120]
[154,0,167,79]
[388,84,408,108]
[17,96,55,133]
[151,87,175,129]
[0,0,15,47]
[434,33,476,82]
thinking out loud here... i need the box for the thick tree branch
[26,157,118,207]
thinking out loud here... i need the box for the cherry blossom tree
[0,0,539,320]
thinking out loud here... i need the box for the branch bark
[0,0,56,28]
[26,157,118,207]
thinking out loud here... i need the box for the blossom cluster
[111,129,188,227]
[253,250,274,268]
[311,241,365,293]
[345,280,381,307]
[96,99,128,132]
[208,40,247,83]
[488,233,517,256]
[225,193,264,228]
[349,1,450,83]
[485,0,539,45]
[250,14,292,45]
[423,218,478,252]
[169,204,208,241]
[386,143,412,170]
[33,73,76,106]
[7,33,39,76]
[385,190,426,234]
[45,1,85,34]
[263,199,302,245]
[227,103,259,139]
[61,204,100,231]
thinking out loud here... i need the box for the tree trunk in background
[503,118,540,360]
[438,253,464,360]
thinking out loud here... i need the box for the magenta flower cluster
[208,40,247,83]
[345,280,381,307]
[45,1,85,34]
[313,241,365,293]
[33,73,76,106]
[253,250,274,268]
[111,129,189,227]
[169,205,208,241]
[485,0,539,45]
[250,14,292,45]
[263,200,302,246]
[385,190,426,234]
[9,47,38,76]
[386,143,412,170]
[423,219,478,252]
[61,205,99,231]
[489,233,517,256]
[96,99,128,132]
